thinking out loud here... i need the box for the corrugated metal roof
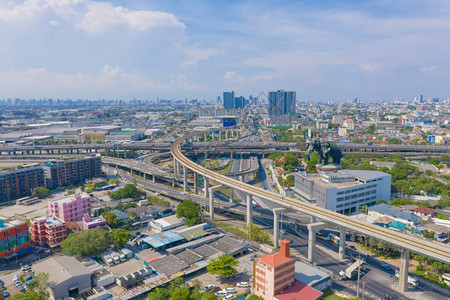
[142,231,184,248]
[370,203,420,222]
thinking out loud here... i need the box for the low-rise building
[149,215,184,232]
[29,216,67,248]
[83,215,107,230]
[413,206,436,218]
[294,170,391,214]
[368,203,420,226]
[33,256,92,300]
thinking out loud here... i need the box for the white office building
[293,170,391,214]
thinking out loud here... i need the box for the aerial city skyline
[0,0,449,100]
[0,1,448,300]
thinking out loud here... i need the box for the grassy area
[204,159,220,169]
[216,159,232,174]
[216,222,249,240]
[320,289,348,300]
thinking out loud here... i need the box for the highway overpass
[170,129,450,293]
[0,140,447,155]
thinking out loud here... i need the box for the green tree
[176,199,202,227]
[19,272,50,300]
[32,187,51,199]
[108,178,119,185]
[284,152,300,167]
[109,183,145,200]
[422,229,435,240]
[102,212,119,228]
[436,213,449,220]
[112,228,132,249]
[207,254,239,279]
[11,291,46,300]
[376,199,388,205]
[61,228,112,257]
[147,288,169,300]
[360,205,368,215]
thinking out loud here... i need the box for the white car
[223,295,233,300]
[236,282,249,288]
[204,284,216,291]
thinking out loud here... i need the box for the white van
[225,287,235,293]
[237,282,249,287]
[215,290,227,297]
[223,295,233,300]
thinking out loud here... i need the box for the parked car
[2,290,9,297]
[12,275,18,282]
[223,295,233,300]
[18,285,25,293]
[249,255,257,261]
[204,284,216,291]
[21,265,31,272]
[349,245,356,250]
[236,282,249,288]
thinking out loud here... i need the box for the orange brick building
[254,240,296,299]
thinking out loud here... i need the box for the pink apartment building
[48,193,90,222]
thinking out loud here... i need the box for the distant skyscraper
[268,90,296,116]
[223,91,235,109]
[234,96,245,109]
[419,94,424,103]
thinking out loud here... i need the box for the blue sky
[0,0,449,101]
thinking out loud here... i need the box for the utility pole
[357,254,362,299]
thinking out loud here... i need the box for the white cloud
[0,0,184,34]
[357,63,381,73]
[420,66,438,73]
[76,2,185,34]
[180,47,219,67]
[224,71,273,86]
[0,65,198,98]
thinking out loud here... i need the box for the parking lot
[187,250,262,296]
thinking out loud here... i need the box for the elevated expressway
[171,131,450,293]
[0,141,447,156]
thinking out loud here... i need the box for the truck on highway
[338,259,364,280]
[395,270,419,287]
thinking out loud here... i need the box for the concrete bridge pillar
[208,184,224,222]
[211,131,215,141]
[307,222,325,263]
[204,133,207,141]
[225,130,228,139]
[311,216,316,223]
[152,175,156,183]
[208,189,215,222]
[339,226,346,260]
[171,178,175,187]
[399,248,410,293]
[173,158,177,174]
[183,166,188,192]
[193,172,198,194]
[205,152,208,160]
[246,194,253,226]
[273,208,285,249]
[204,177,209,198]
[229,188,235,203]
